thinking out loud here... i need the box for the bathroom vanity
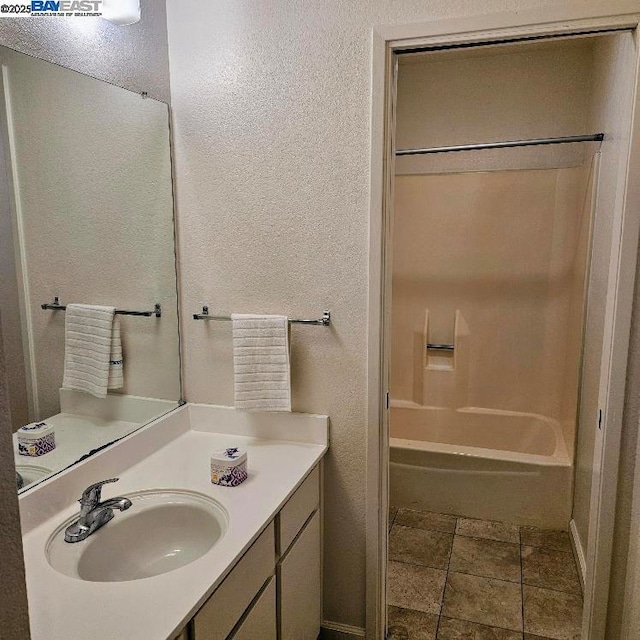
[184,466,320,640]
[18,404,328,640]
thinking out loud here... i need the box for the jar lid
[18,421,54,440]
[211,446,247,467]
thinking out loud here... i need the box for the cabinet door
[193,523,275,640]
[278,510,321,640]
[231,577,277,640]
[279,466,320,555]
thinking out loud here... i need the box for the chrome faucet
[64,478,132,543]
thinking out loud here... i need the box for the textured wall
[166,0,568,629]
[396,40,594,150]
[0,315,30,638]
[0,0,170,102]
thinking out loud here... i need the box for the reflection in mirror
[0,46,181,493]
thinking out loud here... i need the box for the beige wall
[396,39,595,150]
[1,47,180,420]
[0,315,30,638]
[165,0,577,629]
[391,166,592,454]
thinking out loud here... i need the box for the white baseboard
[570,518,586,591]
[321,621,366,639]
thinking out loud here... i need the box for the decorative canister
[17,421,56,457]
[211,446,248,487]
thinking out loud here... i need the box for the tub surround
[389,148,592,532]
[389,404,572,528]
[392,50,595,455]
[19,403,328,640]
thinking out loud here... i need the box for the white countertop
[15,392,179,492]
[14,413,139,484]
[20,404,328,640]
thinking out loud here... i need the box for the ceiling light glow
[101,0,140,26]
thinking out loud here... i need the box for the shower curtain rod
[395,133,605,156]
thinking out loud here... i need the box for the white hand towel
[231,314,291,412]
[108,318,124,390]
[62,304,124,398]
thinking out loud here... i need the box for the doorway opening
[370,21,640,640]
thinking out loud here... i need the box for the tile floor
[387,507,582,640]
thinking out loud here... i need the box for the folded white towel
[62,304,124,399]
[108,318,123,390]
[231,314,291,412]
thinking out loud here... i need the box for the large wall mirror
[0,46,181,493]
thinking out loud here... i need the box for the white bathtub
[389,404,573,528]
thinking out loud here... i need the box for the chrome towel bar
[41,297,162,318]
[193,306,331,326]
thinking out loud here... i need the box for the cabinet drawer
[230,576,277,640]
[278,465,319,554]
[193,522,275,640]
[278,510,321,640]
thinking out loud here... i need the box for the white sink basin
[46,490,228,582]
[16,463,52,489]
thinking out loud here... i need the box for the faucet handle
[79,478,120,511]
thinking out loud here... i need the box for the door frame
[366,3,640,638]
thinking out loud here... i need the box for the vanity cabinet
[278,510,321,640]
[193,522,276,640]
[277,466,321,640]
[184,464,321,640]
[231,577,277,640]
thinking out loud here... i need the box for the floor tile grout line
[389,604,528,637]
[519,534,582,595]
[455,532,520,544]
[435,516,458,639]
[387,557,450,573]
[452,533,521,548]
[444,567,531,590]
[389,507,397,530]
[521,582,584,597]
[389,554,527,589]
[437,566,522,585]
[519,525,526,636]
[439,612,528,636]
[393,523,456,535]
